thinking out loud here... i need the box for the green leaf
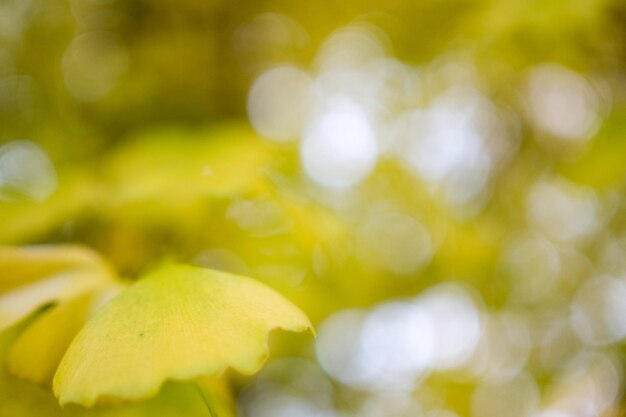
[53,264,313,407]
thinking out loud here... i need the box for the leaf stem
[195,382,218,417]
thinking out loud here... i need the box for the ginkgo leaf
[0,323,234,417]
[0,245,110,293]
[6,285,123,386]
[105,124,269,206]
[0,168,99,245]
[53,264,313,407]
[0,245,114,331]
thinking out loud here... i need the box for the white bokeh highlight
[527,64,602,143]
[0,140,57,202]
[247,66,315,142]
[300,97,378,189]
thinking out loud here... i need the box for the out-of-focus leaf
[0,245,114,330]
[6,285,123,386]
[0,245,109,293]
[104,124,269,209]
[88,124,274,273]
[0,168,99,244]
[53,264,313,407]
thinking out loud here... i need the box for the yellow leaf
[0,245,110,293]
[6,285,122,386]
[0,245,114,331]
[105,124,269,207]
[0,324,234,417]
[53,264,313,407]
[0,168,99,245]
